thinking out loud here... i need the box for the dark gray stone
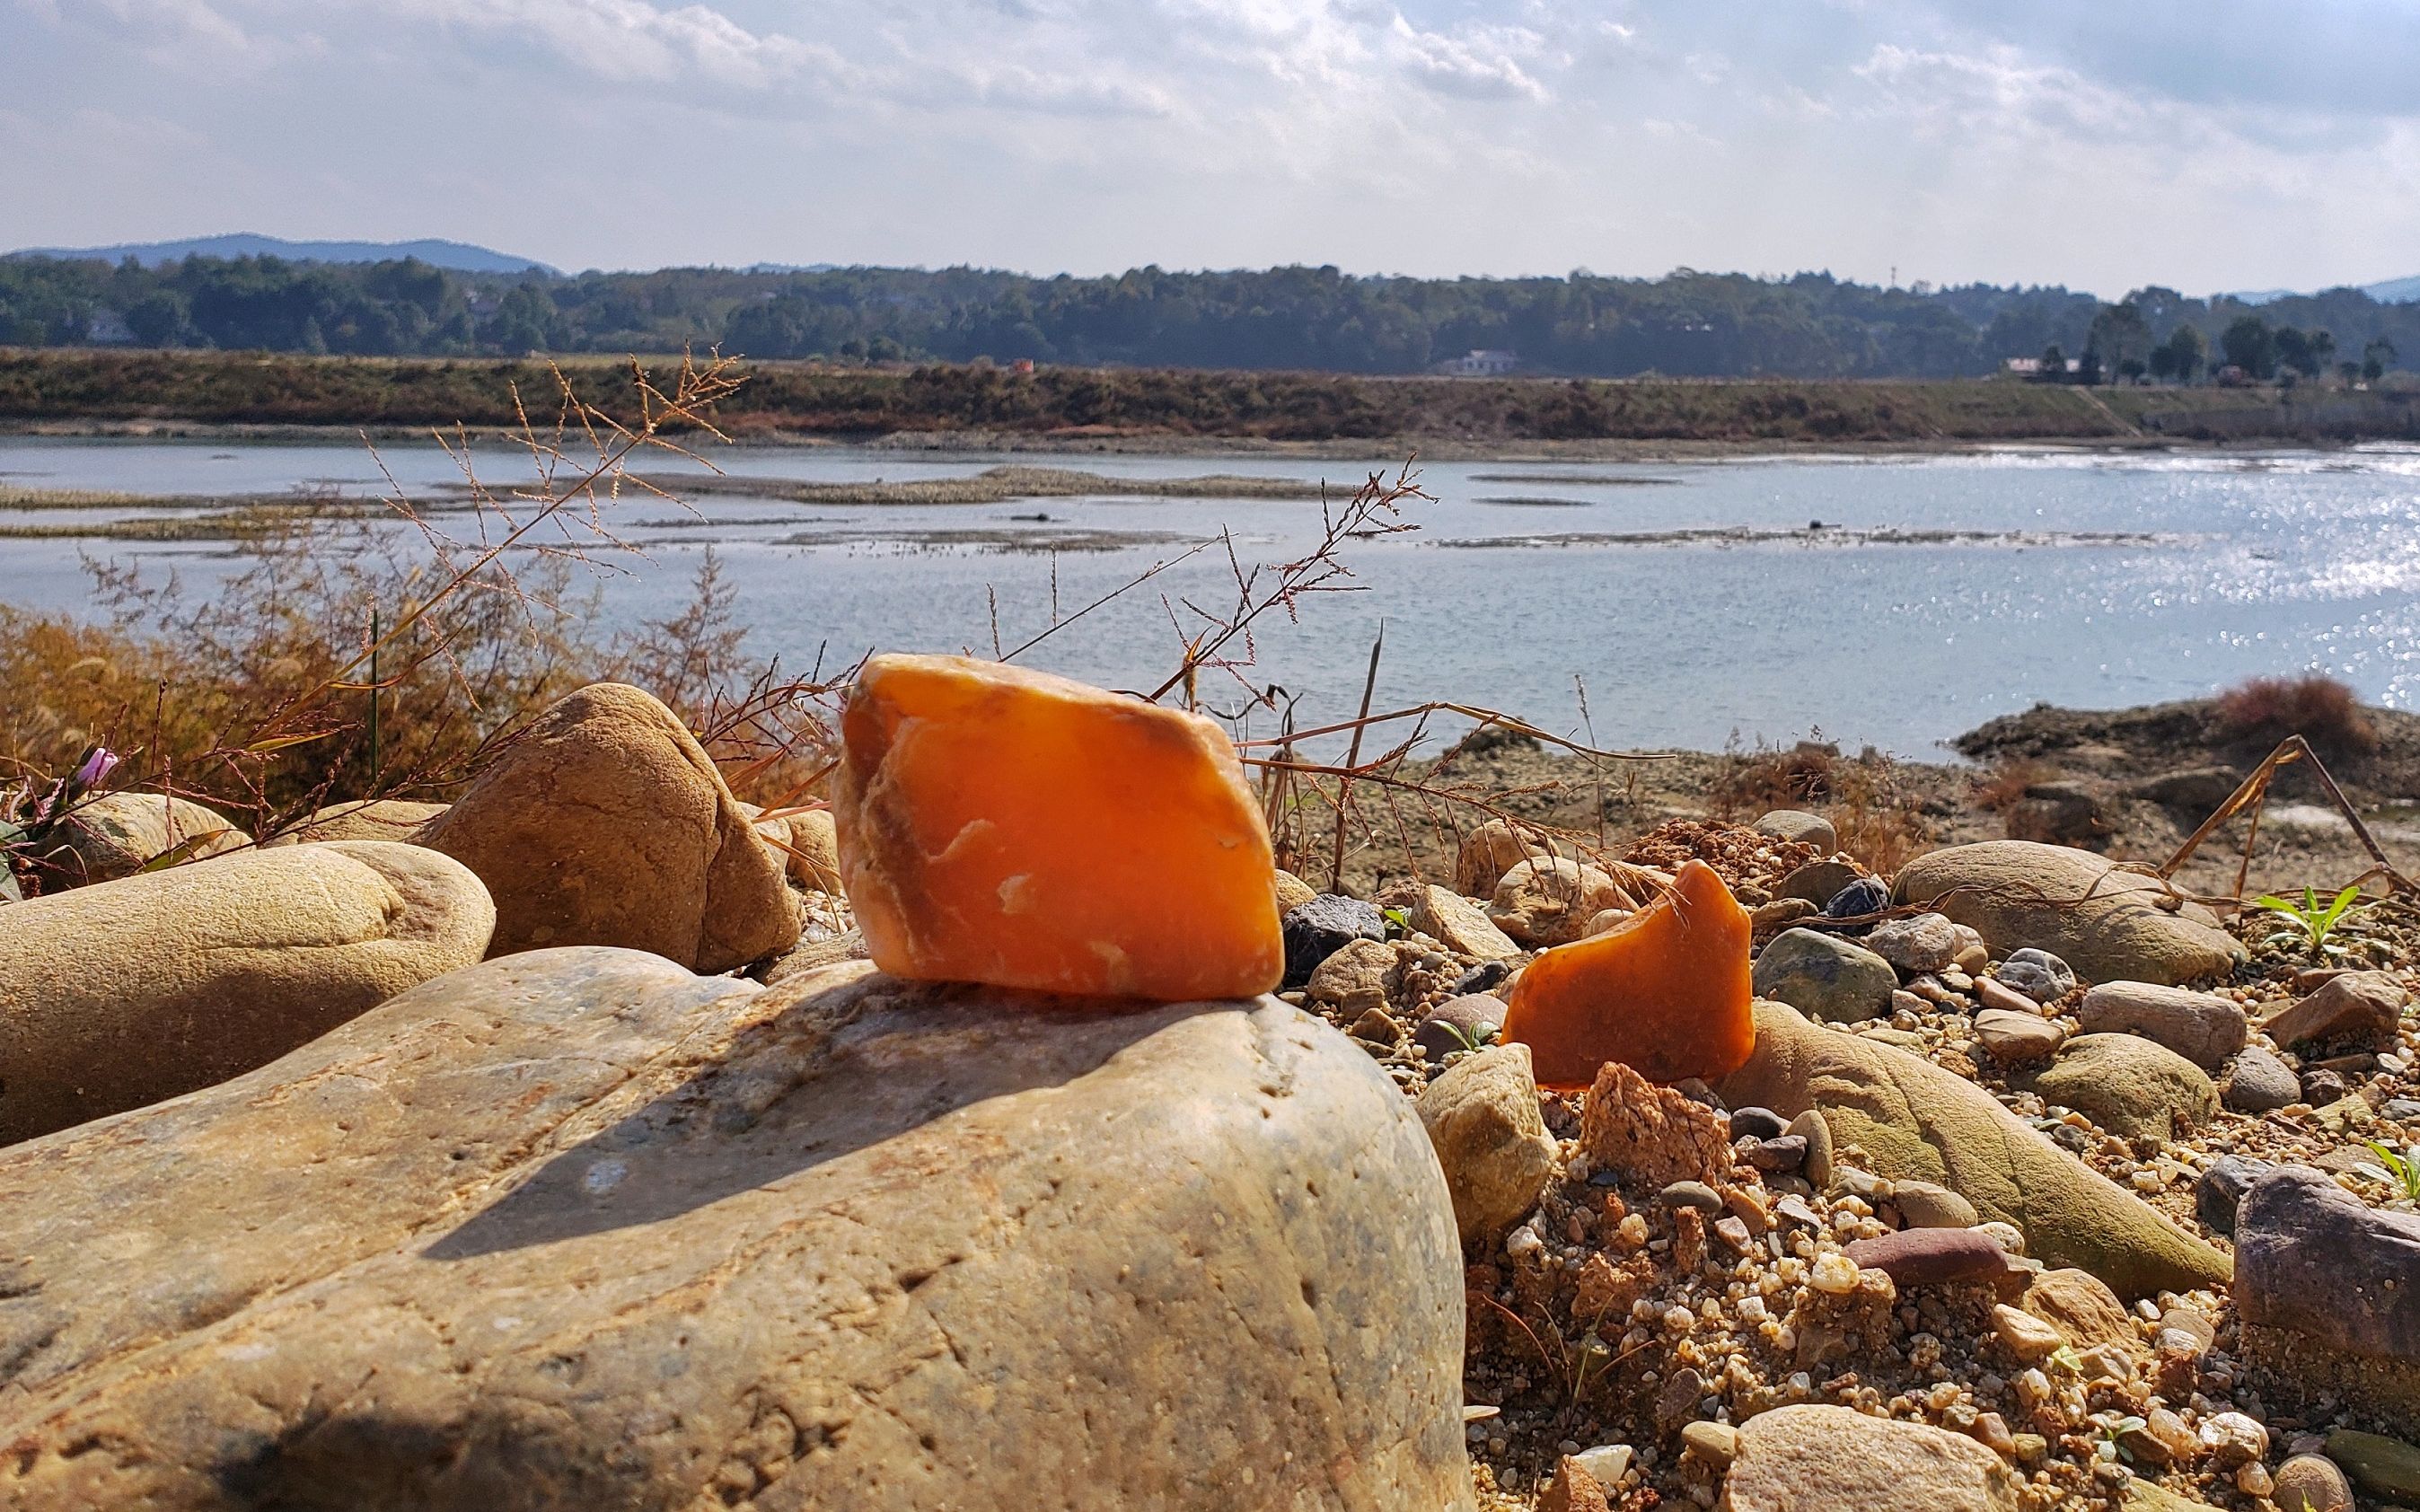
[1745,1135,1808,1173]
[1729,1106,1788,1141]
[1281,893,1385,990]
[2222,1046,2302,1112]
[1821,877,1890,924]
[1450,959,1510,998]
[2196,1155,2274,1235]
[2127,767,2247,813]
[2238,1165,2420,1363]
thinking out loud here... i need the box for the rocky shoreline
[4,672,2417,1511]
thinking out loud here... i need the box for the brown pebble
[1843,1227,2019,1288]
[1537,1456,1610,1512]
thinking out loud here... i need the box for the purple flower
[74,748,119,789]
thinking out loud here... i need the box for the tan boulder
[29,790,247,886]
[1455,819,1569,898]
[742,803,846,893]
[263,797,449,846]
[0,949,1474,1512]
[417,681,798,973]
[1720,1404,2020,1512]
[1418,1042,1559,1244]
[1892,840,2241,987]
[0,840,493,1144]
[1718,1000,2229,1297]
[1489,857,1636,946]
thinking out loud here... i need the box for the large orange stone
[835,654,1284,999]
[1502,858,1755,1089]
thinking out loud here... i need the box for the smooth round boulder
[0,840,494,1144]
[0,950,1474,1512]
[1751,928,1896,1023]
[1753,810,1836,851]
[27,790,248,886]
[416,681,799,973]
[1893,840,2242,987]
[2032,1033,2217,1142]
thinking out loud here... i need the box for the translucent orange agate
[834,654,1284,1000]
[1502,858,1755,1088]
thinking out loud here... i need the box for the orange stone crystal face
[1502,858,1754,1089]
[835,654,1284,1000]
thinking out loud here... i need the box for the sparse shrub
[1971,758,2058,813]
[2215,673,2377,754]
[1712,739,1929,873]
[1711,741,1839,809]
[2,356,841,870]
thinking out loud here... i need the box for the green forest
[0,251,2408,382]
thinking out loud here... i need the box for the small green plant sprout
[1380,906,1412,939]
[1440,1017,1502,1055]
[2358,1140,2420,1203]
[2251,883,2369,956]
[1568,1334,1615,1408]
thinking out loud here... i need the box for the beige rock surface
[1413,882,1522,960]
[1892,840,2242,987]
[2022,1267,2141,1355]
[0,839,493,1144]
[29,790,248,885]
[1455,819,1570,898]
[1717,1000,2230,1297]
[1720,1403,2020,1512]
[745,804,845,893]
[263,797,450,846]
[0,948,1473,1512]
[1490,857,1636,947]
[417,681,798,972]
[1418,1042,1559,1244]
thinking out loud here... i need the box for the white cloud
[4,0,2418,293]
[1387,16,1548,101]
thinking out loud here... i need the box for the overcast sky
[6,0,2416,294]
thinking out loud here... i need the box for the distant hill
[2233,274,2420,306]
[5,233,558,277]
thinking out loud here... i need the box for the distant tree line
[2029,294,2400,388]
[0,252,2410,382]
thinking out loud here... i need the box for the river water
[4,437,2418,757]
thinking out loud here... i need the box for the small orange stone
[1501,858,1755,1089]
[834,653,1283,1000]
